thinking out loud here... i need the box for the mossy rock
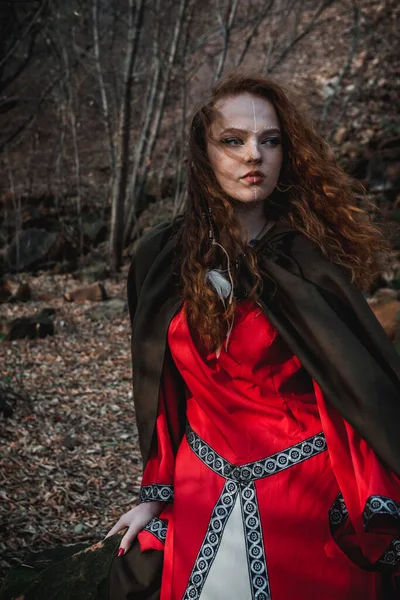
[0,534,122,600]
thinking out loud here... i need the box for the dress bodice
[168,299,321,464]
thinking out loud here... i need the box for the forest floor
[0,272,140,583]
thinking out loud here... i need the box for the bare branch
[214,0,239,81]
[236,0,275,68]
[1,27,38,93]
[0,28,97,153]
[0,0,48,72]
[320,1,360,130]
[92,0,115,173]
[266,0,337,75]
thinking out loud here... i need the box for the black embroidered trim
[143,517,168,544]
[328,492,348,535]
[363,495,400,531]
[377,537,400,570]
[182,480,239,600]
[329,492,400,572]
[240,481,271,600]
[139,484,174,503]
[186,424,327,483]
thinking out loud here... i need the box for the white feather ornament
[206,269,232,302]
[205,240,235,357]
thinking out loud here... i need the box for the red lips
[242,170,264,178]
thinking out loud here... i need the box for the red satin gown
[137,300,400,600]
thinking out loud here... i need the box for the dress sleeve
[313,379,400,576]
[136,358,182,552]
[138,367,177,505]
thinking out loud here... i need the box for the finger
[118,522,141,555]
[105,518,126,539]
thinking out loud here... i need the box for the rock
[371,288,399,300]
[14,282,31,302]
[3,229,76,273]
[333,127,347,145]
[0,279,13,303]
[62,435,80,450]
[0,533,122,600]
[79,263,109,282]
[22,210,60,232]
[64,282,107,303]
[0,385,31,418]
[0,309,55,341]
[36,291,57,302]
[366,137,400,193]
[83,220,107,245]
[341,142,364,159]
[0,279,31,303]
[0,388,16,418]
[4,229,57,272]
[321,75,339,99]
[87,298,127,321]
[370,299,400,342]
[39,307,56,317]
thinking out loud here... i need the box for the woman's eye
[221,136,281,147]
[262,137,281,147]
[222,137,242,146]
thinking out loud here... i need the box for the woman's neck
[232,199,268,242]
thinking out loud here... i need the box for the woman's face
[206,92,283,204]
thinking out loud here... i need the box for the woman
[106,71,400,600]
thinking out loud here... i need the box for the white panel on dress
[200,493,252,600]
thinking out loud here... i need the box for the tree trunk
[124,14,162,240]
[109,0,145,272]
[92,0,116,217]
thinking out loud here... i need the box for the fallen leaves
[0,272,141,580]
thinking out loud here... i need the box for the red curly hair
[177,69,392,351]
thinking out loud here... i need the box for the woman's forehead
[211,93,279,131]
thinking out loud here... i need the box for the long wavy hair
[177,70,392,351]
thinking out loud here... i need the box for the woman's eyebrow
[220,127,281,135]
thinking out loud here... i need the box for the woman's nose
[245,141,262,162]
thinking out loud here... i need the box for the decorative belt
[186,423,327,483]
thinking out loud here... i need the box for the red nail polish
[117,548,125,557]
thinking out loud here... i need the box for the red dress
[137,300,400,600]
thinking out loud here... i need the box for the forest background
[0,0,399,586]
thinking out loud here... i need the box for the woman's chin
[229,191,270,205]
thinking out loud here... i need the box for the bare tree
[0,0,48,94]
[4,151,21,273]
[92,0,116,193]
[109,0,145,272]
[320,1,360,136]
[236,0,275,68]
[264,0,337,74]
[214,0,239,81]
[123,0,190,247]
[61,43,84,261]
[122,0,163,242]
